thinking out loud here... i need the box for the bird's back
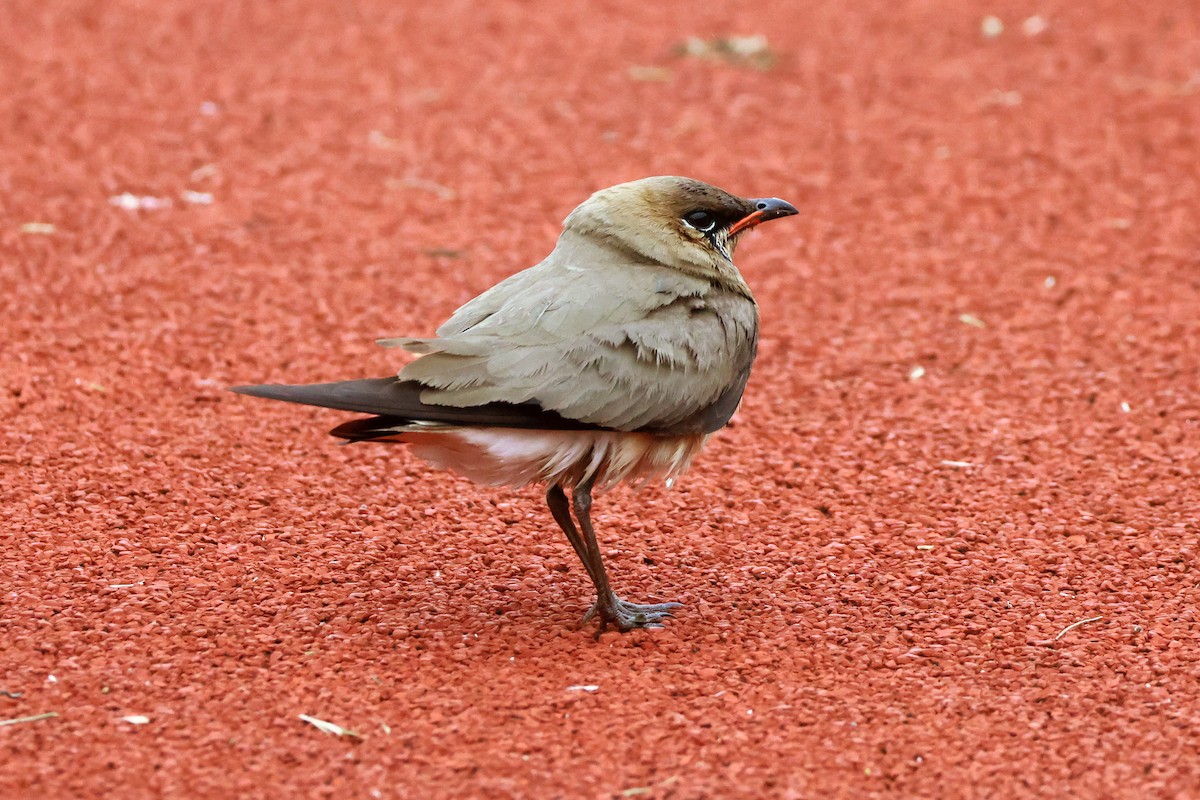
[385,229,760,435]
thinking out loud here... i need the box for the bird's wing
[230,378,600,430]
[381,235,759,434]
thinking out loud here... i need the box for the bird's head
[563,176,798,284]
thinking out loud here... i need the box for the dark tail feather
[329,416,413,442]
[231,378,421,416]
[230,377,601,431]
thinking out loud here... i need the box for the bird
[233,176,798,632]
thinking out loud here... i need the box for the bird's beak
[727,198,799,236]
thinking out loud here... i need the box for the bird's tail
[230,377,601,438]
[328,416,436,443]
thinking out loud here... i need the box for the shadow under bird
[233,176,798,631]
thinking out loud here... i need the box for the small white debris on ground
[1023,15,1048,36]
[181,190,214,205]
[676,34,775,69]
[109,192,172,211]
[981,16,1004,38]
[299,714,362,738]
[0,712,58,727]
[190,164,219,181]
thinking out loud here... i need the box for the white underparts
[377,426,709,490]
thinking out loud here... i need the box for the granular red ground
[3,1,1199,797]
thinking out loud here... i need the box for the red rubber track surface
[3,2,1199,797]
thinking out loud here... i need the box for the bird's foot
[581,592,682,632]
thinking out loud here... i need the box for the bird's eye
[684,210,717,233]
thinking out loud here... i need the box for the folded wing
[381,231,759,435]
[230,378,600,431]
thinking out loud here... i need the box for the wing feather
[389,231,759,434]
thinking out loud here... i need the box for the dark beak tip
[750,197,799,220]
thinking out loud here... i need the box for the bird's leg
[545,484,602,589]
[570,477,681,632]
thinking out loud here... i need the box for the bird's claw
[581,593,682,633]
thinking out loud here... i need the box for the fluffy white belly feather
[391,427,709,490]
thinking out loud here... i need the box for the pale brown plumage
[233,176,798,631]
